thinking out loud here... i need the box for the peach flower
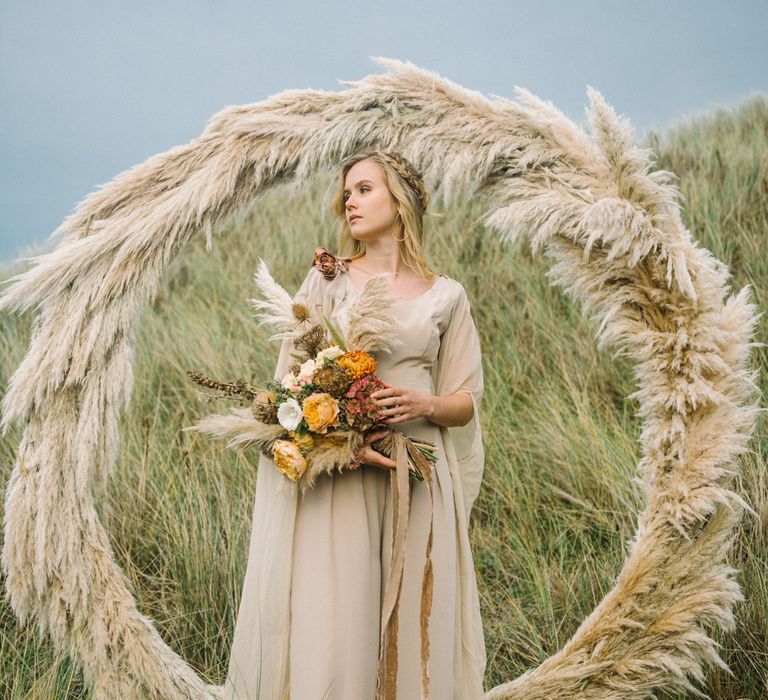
[280,371,301,393]
[297,358,317,386]
[272,439,307,481]
[302,393,341,433]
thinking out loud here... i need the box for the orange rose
[272,439,308,481]
[302,393,341,433]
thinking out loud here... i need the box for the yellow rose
[289,430,315,453]
[272,439,308,481]
[302,393,341,434]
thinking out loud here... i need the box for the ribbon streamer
[375,432,435,699]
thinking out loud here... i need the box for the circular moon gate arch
[0,58,760,699]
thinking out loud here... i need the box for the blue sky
[1,0,766,263]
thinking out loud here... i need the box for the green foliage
[1,97,766,698]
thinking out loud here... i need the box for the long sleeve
[432,282,487,698]
[434,283,485,518]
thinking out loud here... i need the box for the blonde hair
[330,151,436,280]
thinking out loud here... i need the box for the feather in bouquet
[184,258,437,492]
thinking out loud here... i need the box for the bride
[223,151,487,699]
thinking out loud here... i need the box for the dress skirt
[289,415,457,699]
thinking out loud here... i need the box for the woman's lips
[349,216,361,223]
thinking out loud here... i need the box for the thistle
[311,363,353,394]
[251,390,278,423]
[294,323,328,358]
[291,302,311,324]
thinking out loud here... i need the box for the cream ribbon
[375,432,434,699]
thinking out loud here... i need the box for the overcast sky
[1,1,766,264]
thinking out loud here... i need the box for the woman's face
[343,159,399,242]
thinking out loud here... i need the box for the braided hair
[375,152,430,214]
[331,150,436,280]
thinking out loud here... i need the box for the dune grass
[0,94,765,698]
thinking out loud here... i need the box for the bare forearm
[425,392,474,428]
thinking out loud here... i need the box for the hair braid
[377,152,430,213]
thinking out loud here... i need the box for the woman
[223,151,486,699]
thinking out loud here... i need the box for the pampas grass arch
[0,58,760,699]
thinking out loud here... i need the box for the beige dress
[222,265,486,699]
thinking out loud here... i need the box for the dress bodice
[326,270,454,394]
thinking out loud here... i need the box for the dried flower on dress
[312,246,350,280]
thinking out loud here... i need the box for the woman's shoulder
[434,273,470,304]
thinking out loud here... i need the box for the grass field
[1,95,765,698]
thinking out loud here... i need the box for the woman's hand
[353,429,397,471]
[371,383,434,425]
[372,383,474,428]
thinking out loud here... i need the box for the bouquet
[185,257,437,492]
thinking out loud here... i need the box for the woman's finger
[362,447,396,469]
[385,414,409,425]
[371,386,396,398]
[376,396,402,408]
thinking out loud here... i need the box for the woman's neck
[353,244,405,276]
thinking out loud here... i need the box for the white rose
[277,397,303,431]
[281,371,300,393]
[297,358,316,386]
[316,345,344,365]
